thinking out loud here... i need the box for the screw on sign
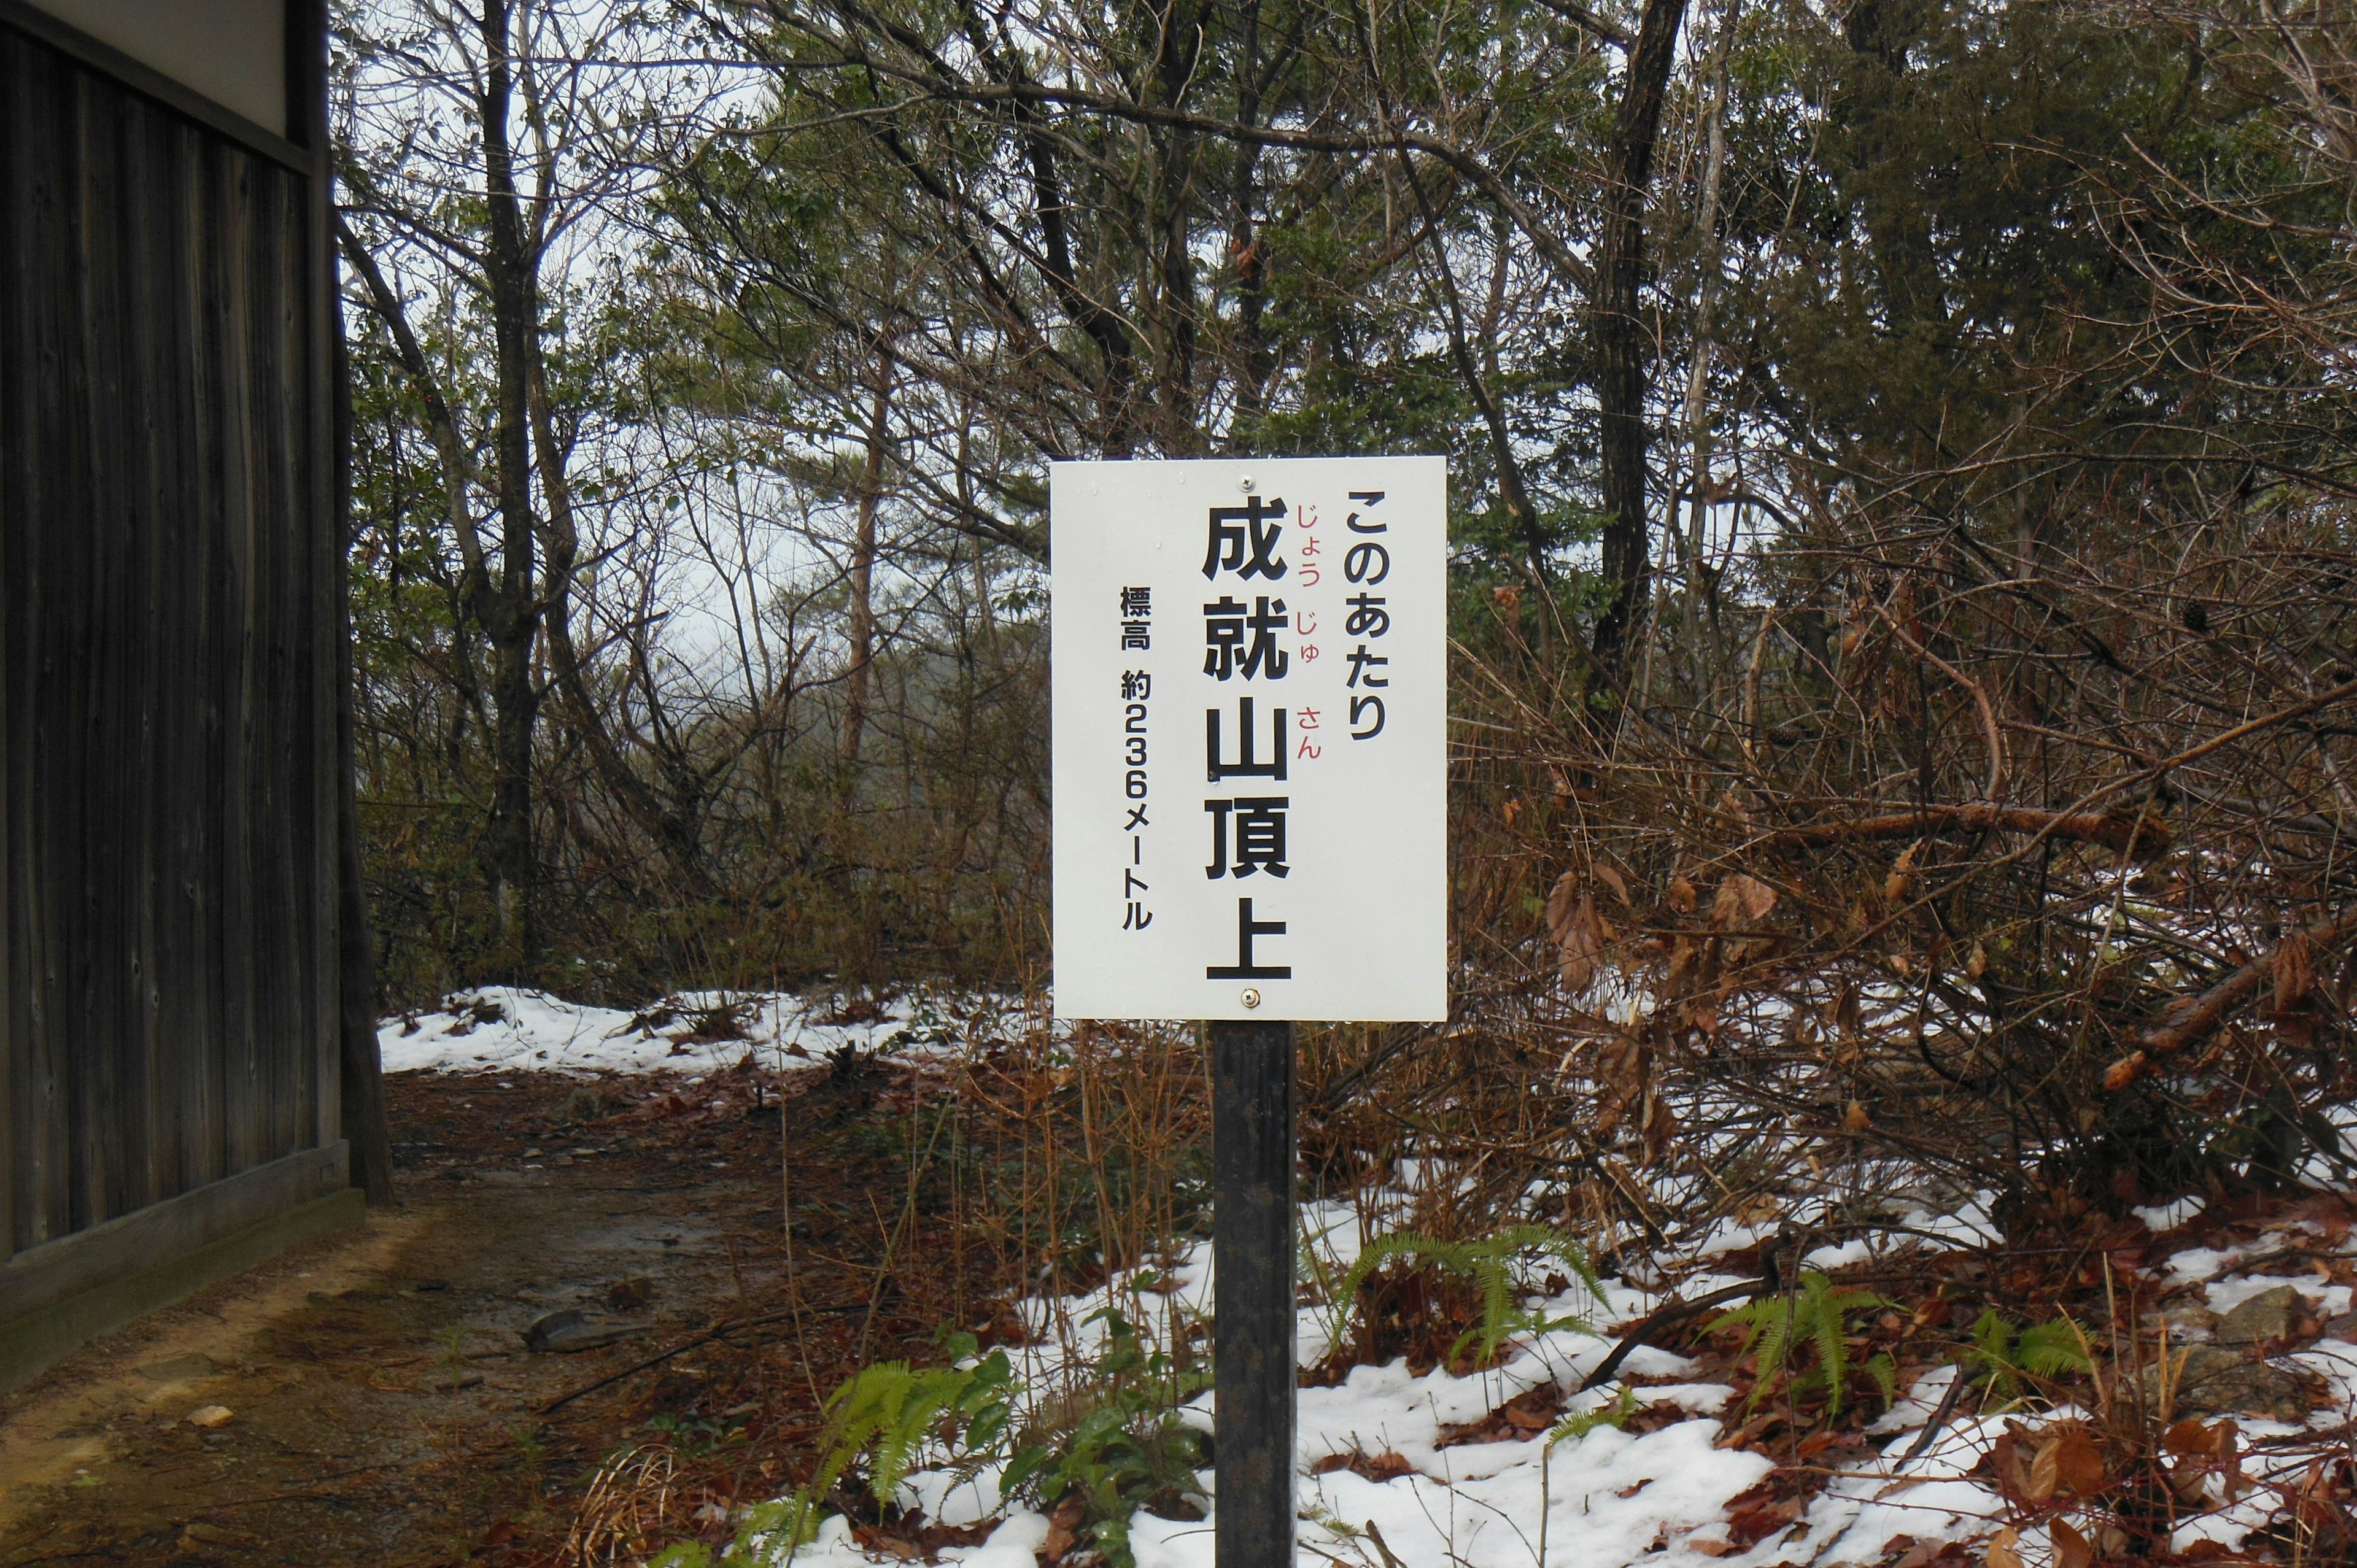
[1050,457,1447,1566]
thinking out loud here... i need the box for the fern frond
[1747,1299,1794,1410]
[1954,1310,2091,1415]
[1811,1283,1849,1415]
[1326,1230,1462,1355]
[1487,1225,1608,1299]
[1325,1225,1603,1365]
[1476,1251,1514,1366]
[2016,1318,2094,1378]
[1719,1273,1889,1415]
[1705,1296,1774,1348]
[1865,1351,1898,1407]
[1547,1386,1638,1446]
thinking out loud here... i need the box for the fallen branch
[183,1467,399,1513]
[538,1300,872,1415]
[1577,1278,1761,1392]
[1763,802,2169,855]
[2134,904,2357,1061]
[1898,1361,1974,1466]
[1577,1256,1958,1394]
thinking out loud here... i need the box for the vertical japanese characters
[1119,587,1153,930]
[1343,491,1390,740]
[1201,493,1291,981]
[1056,456,1443,1023]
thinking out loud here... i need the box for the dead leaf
[1713,873,1778,928]
[1040,1493,1088,1562]
[2049,1516,2094,1568]
[2164,1418,2217,1457]
[1593,1034,1649,1137]
[1668,875,1697,913]
[1843,1100,1873,1132]
[1987,1526,2024,1568]
[1991,1426,2033,1500]
[1886,840,1923,903]
[2276,932,2317,1011]
[1309,1450,1417,1483]
[1547,873,1606,991]
[1666,936,1698,989]
[2028,1437,2062,1502]
[1967,940,1987,979]
[2053,1432,2105,1495]
[1595,862,1630,904]
[1640,1089,1679,1165]
[1725,1496,1803,1546]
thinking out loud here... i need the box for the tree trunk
[476,0,541,978]
[1590,0,1691,672]
[531,348,717,898]
[1229,0,1274,418]
[840,374,891,772]
[1679,1,1736,658]
[1152,0,1202,444]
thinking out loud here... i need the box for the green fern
[1327,1224,1604,1370]
[1709,1270,1892,1417]
[1958,1310,2092,1407]
[994,1310,1208,1568]
[688,1311,1212,1568]
[766,1332,1021,1550]
[1547,1385,1638,1446]
[1865,1350,1899,1407]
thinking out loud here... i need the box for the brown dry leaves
[1989,1420,2104,1507]
[1547,872,1612,991]
[1713,873,1779,929]
[2165,1416,2247,1503]
[2046,1517,2095,1568]
[2275,930,2317,1011]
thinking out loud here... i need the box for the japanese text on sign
[1051,458,1447,1022]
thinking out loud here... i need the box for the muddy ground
[1,1055,953,1567]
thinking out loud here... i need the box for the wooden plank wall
[0,18,340,1264]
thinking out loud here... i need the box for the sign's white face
[1051,457,1448,1022]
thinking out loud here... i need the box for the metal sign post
[1211,1016,1296,1568]
[1051,457,1446,1562]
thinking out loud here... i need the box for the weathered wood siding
[0,15,340,1264]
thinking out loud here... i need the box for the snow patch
[377,986,1004,1075]
[2134,1195,2207,1233]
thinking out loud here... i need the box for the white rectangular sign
[1051,457,1447,1022]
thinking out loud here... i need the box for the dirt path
[0,1072,811,1568]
